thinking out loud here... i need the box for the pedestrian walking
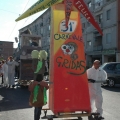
[1,60,8,87]
[7,56,19,88]
[87,60,107,120]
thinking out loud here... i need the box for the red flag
[74,0,103,35]
[64,0,73,27]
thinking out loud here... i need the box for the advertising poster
[49,4,91,114]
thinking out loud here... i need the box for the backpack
[29,85,47,107]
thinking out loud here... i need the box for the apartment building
[0,41,13,60]
[19,0,120,65]
[81,0,120,67]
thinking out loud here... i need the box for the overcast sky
[0,0,46,48]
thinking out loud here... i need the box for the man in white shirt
[87,60,107,120]
[7,56,19,88]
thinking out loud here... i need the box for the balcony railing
[93,45,103,51]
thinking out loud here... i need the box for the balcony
[93,45,103,51]
[94,0,103,12]
[94,23,103,33]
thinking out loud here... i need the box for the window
[115,64,120,71]
[49,25,50,30]
[0,48,3,51]
[44,41,46,46]
[87,22,90,27]
[40,28,43,34]
[82,23,85,28]
[47,17,50,23]
[0,42,3,45]
[107,64,115,70]
[100,63,107,69]
[48,33,50,37]
[106,10,111,20]
[106,0,111,2]
[35,24,38,34]
[88,2,92,8]
[96,14,103,24]
[43,28,47,35]
[40,23,43,27]
[48,37,50,43]
[95,0,103,9]
[87,41,91,47]
[106,33,111,44]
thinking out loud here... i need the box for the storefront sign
[102,49,115,55]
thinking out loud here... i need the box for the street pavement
[0,78,120,120]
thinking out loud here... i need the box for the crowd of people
[0,56,19,88]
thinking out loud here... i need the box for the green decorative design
[33,85,40,103]
[34,61,43,73]
[44,88,47,104]
[31,50,39,59]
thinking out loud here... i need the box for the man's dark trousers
[1,75,3,84]
[34,107,42,120]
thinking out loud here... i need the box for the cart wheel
[78,117,83,120]
[47,118,53,120]
[94,116,99,120]
[20,85,27,88]
[88,115,95,120]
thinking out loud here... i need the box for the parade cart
[18,34,41,86]
[41,109,100,120]
[40,80,106,120]
[15,0,104,119]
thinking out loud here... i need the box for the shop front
[86,51,102,68]
[102,49,116,63]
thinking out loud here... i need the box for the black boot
[98,116,104,120]
[88,115,95,120]
[12,85,15,88]
[7,85,10,88]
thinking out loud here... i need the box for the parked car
[100,62,120,87]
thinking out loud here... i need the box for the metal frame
[41,108,100,120]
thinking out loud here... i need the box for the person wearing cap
[87,60,107,120]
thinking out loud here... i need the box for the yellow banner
[15,0,63,21]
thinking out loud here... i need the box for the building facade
[81,0,120,67]
[0,41,13,60]
[19,8,51,56]
[19,0,120,65]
